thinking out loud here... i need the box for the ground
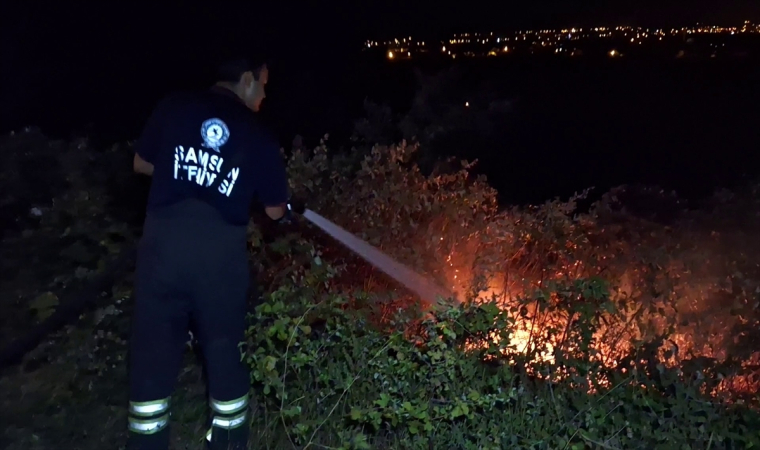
[0,217,224,449]
[0,133,223,449]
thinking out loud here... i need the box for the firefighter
[127,57,294,449]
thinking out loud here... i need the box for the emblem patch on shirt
[200,118,230,151]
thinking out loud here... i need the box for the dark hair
[215,57,267,83]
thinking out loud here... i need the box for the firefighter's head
[215,58,268,112]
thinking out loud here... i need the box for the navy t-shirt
[134,86,289,226]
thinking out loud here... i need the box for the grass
[0,270,304,449]
[0,277,213,449]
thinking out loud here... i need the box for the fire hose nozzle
[287,198,306,215]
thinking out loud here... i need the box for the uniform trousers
[127,200,251,450]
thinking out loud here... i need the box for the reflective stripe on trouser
[128,398,171,435]
[205,393,250,447]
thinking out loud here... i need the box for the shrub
[243,236,760,449]
[240,139,760,448]
[283,141,760,397]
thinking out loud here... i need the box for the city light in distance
[365,21,760,60]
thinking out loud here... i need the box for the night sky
[1,1,759,134]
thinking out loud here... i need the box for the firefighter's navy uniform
[127,85,288,449]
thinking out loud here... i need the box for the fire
[331,167,760,402]
[434,241,760,401]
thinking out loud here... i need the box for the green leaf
[30,292,59,321]
[375,394,390,408]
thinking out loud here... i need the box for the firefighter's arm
[133,153,154,176]
[256,132,297,223]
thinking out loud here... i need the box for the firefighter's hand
[287,198,306,215]
[274,198,306,227]
[257,211,299,243]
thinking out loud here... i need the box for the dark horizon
[2,1,759,131]
[3,1,760,207]
[4,2,760,61]
[4,2,758,70]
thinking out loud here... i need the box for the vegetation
[246,140,760,448]
[1,122,760,449]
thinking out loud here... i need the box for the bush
[241,140,760,448]
[0,129,137,339]
[243,238,759,449]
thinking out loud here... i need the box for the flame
[330,190,760,401]
[432,238,760,400]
